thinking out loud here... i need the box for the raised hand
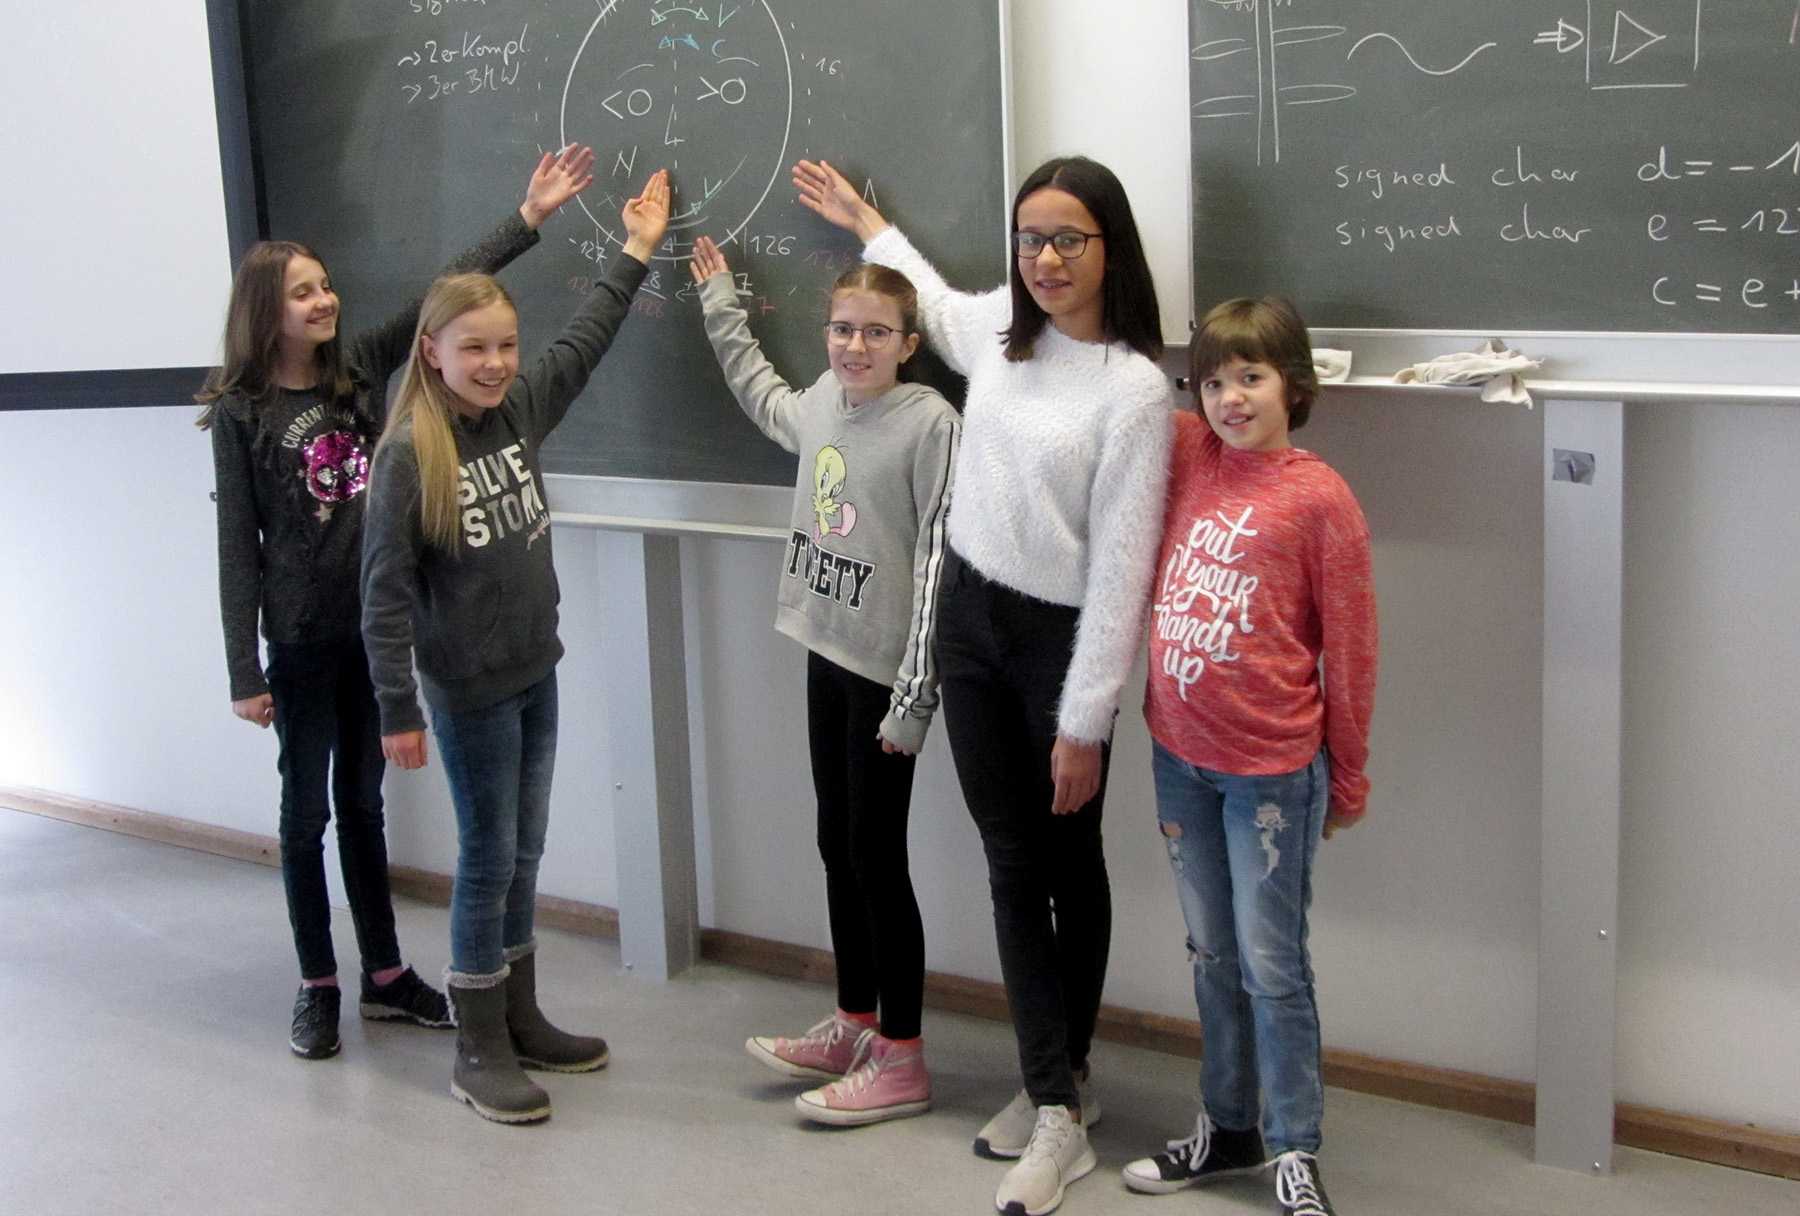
[688,235,731,285]
[520,144,597,230]
[621,169,671,263]
[793,159,888,242]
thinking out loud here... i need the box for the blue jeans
[265,637,401,981]
[432,672,558,981]
[1152,741,1329,1154]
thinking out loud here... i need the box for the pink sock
[840,1008,879,1028]
[368,966,405,987]
[301,976,338,989]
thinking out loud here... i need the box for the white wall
[1615,403,1800,1131]
[1009,0,1194,342]
[1,0,1797,1139]
[0,0,233,372]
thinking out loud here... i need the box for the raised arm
[795,158,1001,374]
[793,157,890,242]
[508,170,668,442]
[690,236,805,451]
[349,147,597,388]
[518,143,596,231]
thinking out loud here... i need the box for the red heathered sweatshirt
[1144,412,1378,822]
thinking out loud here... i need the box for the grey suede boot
[448,980,551,1123]
[504,947,610,1073]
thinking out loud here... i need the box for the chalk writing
[396,24,529,104]
[562,1,795,260]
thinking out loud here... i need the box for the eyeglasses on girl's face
[1011,230,1103,260]
[823,321,905,349]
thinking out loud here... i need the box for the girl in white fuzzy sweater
[796,155,1173,1216]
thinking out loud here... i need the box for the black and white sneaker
[1122,1111,1266,1193]
[359,966,454,1027]
[290,984,341,1059]
[1274,1150,1336,1216]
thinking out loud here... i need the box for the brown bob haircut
[1191,296,1319,430]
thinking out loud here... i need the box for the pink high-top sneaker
[794,1034,933,1127]
[744,1010,874,1081]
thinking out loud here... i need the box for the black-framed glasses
[823,321,905,349]
[1012,229,1102,259]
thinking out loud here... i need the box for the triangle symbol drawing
[1610,9,1667,65]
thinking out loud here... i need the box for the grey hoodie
[361,255,647,733]
[698,273,959,752]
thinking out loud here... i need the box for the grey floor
[3,806,1795,1216]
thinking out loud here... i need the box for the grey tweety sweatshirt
[698,272,959,753]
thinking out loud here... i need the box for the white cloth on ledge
[1394,340,1541,406]
[1314,348,1353,383]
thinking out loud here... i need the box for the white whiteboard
[0,0,233,374]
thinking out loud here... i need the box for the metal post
[1535,398,1624,1173]
[597,530,698,980]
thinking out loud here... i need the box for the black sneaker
[1122,1112,1266,1193]
[359,966,454,1028]
[1274,1150,1336,1216]
[290,984,341,1059]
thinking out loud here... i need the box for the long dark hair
[195,241,353,428]
[1003,157,1162,363]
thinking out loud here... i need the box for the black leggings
[934,549,1112,1109]
[807,651,925,1041]
[266,636,402,981]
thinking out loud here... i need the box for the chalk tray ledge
[546,474,792,541]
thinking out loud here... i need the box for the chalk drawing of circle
[561,0,794,260]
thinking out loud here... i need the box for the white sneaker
[973,1079,1101,1158]
[994,1106,1096,1216]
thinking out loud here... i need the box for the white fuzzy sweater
[864,227,1174,743]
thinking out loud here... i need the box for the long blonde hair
[377,274,516,551]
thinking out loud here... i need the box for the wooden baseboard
[2,784,282,867]
[1617,1102,1800,1181]
[4,784,1794,1181]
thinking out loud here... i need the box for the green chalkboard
[242,0,1005,484]
[1190,0,1800,334]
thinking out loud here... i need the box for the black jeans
[807,651,925,1040]
[265,637,402,981]
[935,549,1113,1109]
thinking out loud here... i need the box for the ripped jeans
[1151,741,1329,1155]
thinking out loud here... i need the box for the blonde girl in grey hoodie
[689,235,959,1128]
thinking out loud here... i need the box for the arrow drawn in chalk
[1534,19,1584,53]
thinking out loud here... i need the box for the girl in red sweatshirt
[1123,297,1377,1216]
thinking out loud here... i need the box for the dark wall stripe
[0,369,211,412]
